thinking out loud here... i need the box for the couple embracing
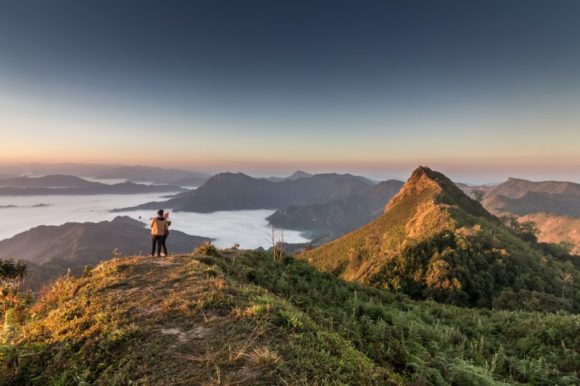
[150,209,171,257]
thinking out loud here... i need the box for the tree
[558,241,574,255]
[500,216,538,244]
[0,259,29,341]
[0,260,26,280]
[270,226,285,262]
[0,260,27,313]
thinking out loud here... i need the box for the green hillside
[300,167,580,309]
[1,251,579,385]
[0,252,580,385]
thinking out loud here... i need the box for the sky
[0,0,579,183]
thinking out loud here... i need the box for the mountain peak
[302,167,490,281]
[408,166,458,190]
[384,165,478,216]
[410,165,435,178]
[287,170,312,180]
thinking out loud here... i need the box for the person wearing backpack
[150,209,169,257]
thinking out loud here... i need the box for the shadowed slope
[268,179,403,241]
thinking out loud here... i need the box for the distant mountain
[0,175,185,195]
[0,174,98,188]
[482,177,580,217]
[0,163,115,177]
[300,166,579,310]
[268,179,403,241]
[266,170,313,182]
[94,165,209,184]
[286,170,313,180]
[0,163,211,185]
[119,172,374,213]
[16,261,61,292]
[488,177,580,197]
[169,175,211,187]
[0,216,210,288]
[455,182,496,199]
[519,212,580,254]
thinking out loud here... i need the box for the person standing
[162,211,171,255]
[150,209,169,257]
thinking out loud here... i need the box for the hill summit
[300,166,578,309]
[0,217,210,290]
[384,166,489,217]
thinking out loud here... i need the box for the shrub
[193,242,221,257]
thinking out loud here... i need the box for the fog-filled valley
[0,191,308,249]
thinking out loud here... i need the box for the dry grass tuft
[233,304,272,318]
[245,345,281,367]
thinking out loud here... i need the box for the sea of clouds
[0,191,309,249]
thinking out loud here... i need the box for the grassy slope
[2,252,579,385]
[1,254,392,385]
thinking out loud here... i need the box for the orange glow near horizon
[2,81,579,183]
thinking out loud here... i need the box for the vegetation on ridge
[1,251,578,385]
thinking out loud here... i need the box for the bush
[492,289,574,312]
[193,242,221,257]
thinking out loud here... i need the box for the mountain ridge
[0,174,99,188]
[118,172,374,213]
[94,165,210,184]
[300,166,579,309]
[482,177,580,217]
[0,175,185,196]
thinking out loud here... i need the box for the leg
[156,236,162,256]
[151,236,157,256]
[162,235,168,256]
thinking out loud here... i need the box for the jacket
[150,217,169,236]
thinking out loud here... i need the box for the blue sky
[1,0,579,182]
